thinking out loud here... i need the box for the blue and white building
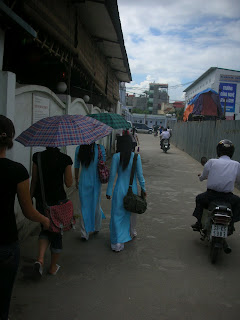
[131,113,177,128]
[184,67,240,120]
[122,107,177,128]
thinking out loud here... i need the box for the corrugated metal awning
[0,1,36,38]
[72,0,131,83]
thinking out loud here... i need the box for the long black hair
[45,147,61,167]
[117,135,133,171]
[78,143,95,168]
[0,115,15,149]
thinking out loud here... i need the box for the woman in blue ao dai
[74,143,105,240]
[106,135,146,252]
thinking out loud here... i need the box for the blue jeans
[0,242,20,320]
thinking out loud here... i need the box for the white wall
[14,87,113,172]
[12,86,66,229]
[67,98,90,165]
[13,86,66,171]
[185,69,216,105]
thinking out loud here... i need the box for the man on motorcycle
[191,139,240,231]
[160,128,170,149]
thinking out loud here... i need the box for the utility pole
[224,98,227,118]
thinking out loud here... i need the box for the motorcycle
[199,202,233,264]
[161,139,170,153]
[194,156,234,264]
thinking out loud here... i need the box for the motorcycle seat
[208,201,232,213]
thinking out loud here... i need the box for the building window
[139,120,142,123]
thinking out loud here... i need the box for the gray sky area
[118,0,240,101]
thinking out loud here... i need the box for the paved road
[11,134,240,320]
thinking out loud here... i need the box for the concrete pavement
[10,134,240,320]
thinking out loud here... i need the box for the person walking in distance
[131,127,139,152]
[167,126,172,137]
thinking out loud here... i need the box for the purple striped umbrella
[15,115,112,147]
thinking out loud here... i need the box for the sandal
[48,264,61,276]
[34,261,43,276]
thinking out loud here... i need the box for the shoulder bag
[97,145,110,184]
[37,153,75,235]
[123,153,147,214]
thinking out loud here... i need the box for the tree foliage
[132,108,150,114]
[176,108,184,120]
[168,108,184,120]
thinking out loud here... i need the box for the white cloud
[118,0,240,100]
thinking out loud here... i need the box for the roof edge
[184,67,240,93]
[0,1,37,37]
[184,67,217,92]
[105,0,132,82]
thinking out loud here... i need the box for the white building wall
[69,98,89,116]
[116,101,122,115]
[132,114,176,127]
[66,97,89,167]
[185,69,217,105]
[13,86,66,171]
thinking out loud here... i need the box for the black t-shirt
[32,149,73,205]
[0,158,29,245]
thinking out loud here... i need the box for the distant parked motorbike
[161,139,170,153]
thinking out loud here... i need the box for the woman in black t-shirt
[30,147,73,276]
[0,115,50,320]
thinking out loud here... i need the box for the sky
[117,0,240,102]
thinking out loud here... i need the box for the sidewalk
[10,134,240,320]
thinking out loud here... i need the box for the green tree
[176,108,184,120]
[132,108,150,114]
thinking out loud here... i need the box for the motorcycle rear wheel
[210,245,220,264]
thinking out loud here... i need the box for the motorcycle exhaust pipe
[223,240,232,254]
